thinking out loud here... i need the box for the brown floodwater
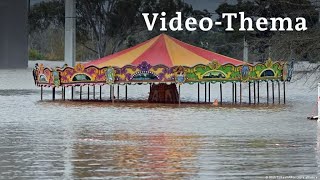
[0,64,319,179]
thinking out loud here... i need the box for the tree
[29,1,64,33]
[29,0,210,59]
[215,0,319,62]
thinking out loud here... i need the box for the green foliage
[29,49,46,60]
[215,0,319,62]
[216,0,318,35]
[28,0,64,33]
[29,0,320,63]
[29,0,211,58]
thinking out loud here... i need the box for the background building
[0,0,28,69]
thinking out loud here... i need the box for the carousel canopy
[85,34,244,68]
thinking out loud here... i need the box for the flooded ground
[0,61,319,179]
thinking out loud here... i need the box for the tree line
[28,0,320,64]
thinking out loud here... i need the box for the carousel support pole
[112,85,115,104]
[249,82,252,104]
[278,81,281,104]
[257,81,260,104]
[208,83,211,102]
[149,83,152,100]
[179,85,181,105]
[267,81,269,104]
[63,86,66,101]
[80,86,82,100]
[125,84,128,102]
[52,87,56,101]
[109,85,112,100]
[93,85,96,100]
[283,81,286,104]
[234,83,236,103]
[253,82,256,104]
[61,87,64,100]
[240,82,242,104]
[198,83,200,103]
[220,82,223,105]
[117,84,120,100]
[272,81,275,104]
[205,82,207,103]
[64,87,66,100]
[71,86,74,100]
[87,85,90,100]
[232,83,235,104]
[40,86,43,101]
[99,85,102,100]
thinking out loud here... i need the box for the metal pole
[240,82,242,104]
[220,82,223,105]
[41,86,43,101]
[208,83,211,103]
[110,85,112,100]
[179,85,181,105]
[249,82,251,104]
[52,87,56,101]
[62,87,64,100]
[87,85,90,100]
[283,81,286,104]
[80,86,82,100]
[71,86,74,100]
[63,86,66,101]
[99,85,102,100]
[272,81,275,104]
[266,81,270,104]
[234,82,237,104]
[278,81,281,104]
[232,83,234,104]
[93,85,96,100]
[198,83,200,103]
[112,85,115,103]
[117,85,120,100]
[125,84,128,101]
[257,81,260,104]
[205,83,207,103]
[253,82,256,104]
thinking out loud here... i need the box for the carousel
[32,34,293,105]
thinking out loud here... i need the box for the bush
[29,49,46,60]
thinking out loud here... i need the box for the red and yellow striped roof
[85,34,244,67]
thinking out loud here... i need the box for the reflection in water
[0,89,38,96]
[212,138,317,177]
[73,133,200,179]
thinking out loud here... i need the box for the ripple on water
[0,69,319,179]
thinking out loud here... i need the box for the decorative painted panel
[33,59,287,87]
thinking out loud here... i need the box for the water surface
[0,64,319,179]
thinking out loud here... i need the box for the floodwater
[0,62,319,179]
